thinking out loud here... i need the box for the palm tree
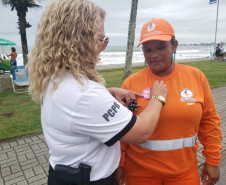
[1,0,43,65]
[123,0,138,80]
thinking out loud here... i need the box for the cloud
[0,0,225,47]
[107,33,127,37]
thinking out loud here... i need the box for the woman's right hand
[150,80,167,99]
[120,80,168,144]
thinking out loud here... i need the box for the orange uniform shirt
[10,52,17,60]
[121,63,222,177]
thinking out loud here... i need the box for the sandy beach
[96,57,211,70]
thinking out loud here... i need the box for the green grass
[101,66,147,88]
[0,78,41,141]
[182,61,226,87]
[0,60,226,141]
[102,61,226,88]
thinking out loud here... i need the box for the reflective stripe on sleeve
[137,133,197,151]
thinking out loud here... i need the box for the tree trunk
[17,10,28,65]
[123,0,138,80]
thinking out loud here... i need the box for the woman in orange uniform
[116,18,222,185]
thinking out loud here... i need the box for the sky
[0,0,225,47]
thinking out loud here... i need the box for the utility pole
[213,0,220,59]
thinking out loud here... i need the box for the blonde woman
[28,0,167,184]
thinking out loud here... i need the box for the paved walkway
[0,86,226,185]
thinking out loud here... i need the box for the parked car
[0,59,11,74]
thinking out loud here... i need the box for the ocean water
[98,45,213,66]
[1,45,214,66]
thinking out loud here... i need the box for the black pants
[48,165,115,185]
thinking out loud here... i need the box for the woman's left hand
[201,163,220,185]
[108,87,142,106]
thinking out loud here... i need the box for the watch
[151,95,166,106]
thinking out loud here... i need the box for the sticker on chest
[141,87,152,99]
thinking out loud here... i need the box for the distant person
[116,18,222,185]
[28,0,167,184]
[1,54,6,59]
[219,44,224,61]
[6,47,17,67]
[215,44,221,61]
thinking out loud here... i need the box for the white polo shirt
[41,72,136,181]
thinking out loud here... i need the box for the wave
[176,50,199,53]
[6,46,212,66]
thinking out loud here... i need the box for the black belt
[48,164,116,185]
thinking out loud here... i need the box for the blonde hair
[28,0,106,102]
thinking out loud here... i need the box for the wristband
[151,95,165,106]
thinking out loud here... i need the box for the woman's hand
[201,163,220,185]
[108,87,142,106]
[150,80,167,99]
[114,166,125,185]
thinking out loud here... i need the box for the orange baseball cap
[137,18,175,47]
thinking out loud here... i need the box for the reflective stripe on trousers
[137,133,198,151]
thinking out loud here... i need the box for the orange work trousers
[125,163,200,185]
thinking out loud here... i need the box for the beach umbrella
[0,38,16,56]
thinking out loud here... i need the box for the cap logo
[147,23,156,32]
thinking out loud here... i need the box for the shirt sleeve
[198,75,222,166]
[71,83,136,146]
